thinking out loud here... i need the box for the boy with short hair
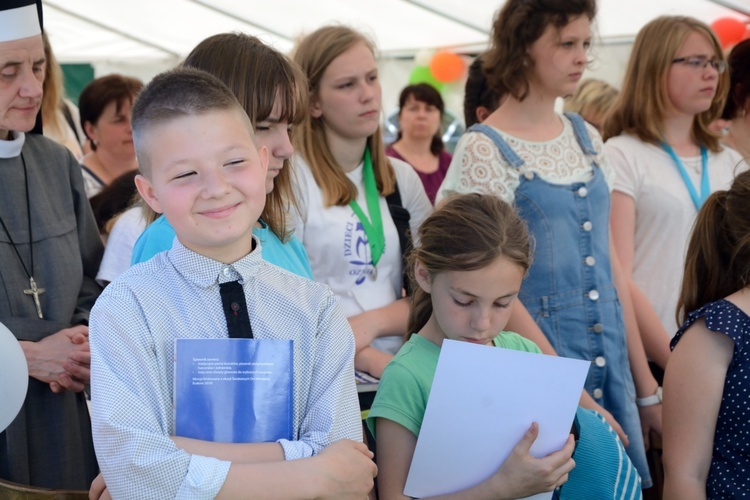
[89,67,374,499]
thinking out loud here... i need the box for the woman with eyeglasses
[603,16,745,370]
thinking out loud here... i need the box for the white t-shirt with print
[292,154,433,354]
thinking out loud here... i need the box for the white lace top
[437,115,615,205]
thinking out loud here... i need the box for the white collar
[0,131,25,158]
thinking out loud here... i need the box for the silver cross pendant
[23,276,45,319]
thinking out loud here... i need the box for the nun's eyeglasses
[672,56,726,74]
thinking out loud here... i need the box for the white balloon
[0,321,28,433]
[414,48,435,68]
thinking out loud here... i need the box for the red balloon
[711,17,747,48]
[429,51,464,83]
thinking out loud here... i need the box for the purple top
[386,145,451,205]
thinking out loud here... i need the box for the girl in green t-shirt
[369,193,642,499]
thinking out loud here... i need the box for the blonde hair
[602,16,729,151]
[563,78,618,126]
[293,25,396,207]
[41,32,64,136]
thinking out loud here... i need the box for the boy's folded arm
[217,460,324,499]
[216,440,376,500]
[290,292,364,458]
[171,436,286,464]
[90,290,230,499]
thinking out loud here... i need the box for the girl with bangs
[292,26,432,380]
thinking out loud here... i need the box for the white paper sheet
[404,339,590,499]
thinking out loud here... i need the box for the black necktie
[219,280,253,339]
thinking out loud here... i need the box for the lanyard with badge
[659,142,709,211]
[349,147,385,280]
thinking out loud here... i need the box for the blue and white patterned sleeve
[90,285,230,499]
[278,290,362,459]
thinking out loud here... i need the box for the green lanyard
[349,147,385,276]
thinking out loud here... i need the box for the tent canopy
[45,0,750,64]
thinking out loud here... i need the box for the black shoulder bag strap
[385,182,412,295]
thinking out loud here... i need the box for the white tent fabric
[44,0,750,64]
[42,0,750,121]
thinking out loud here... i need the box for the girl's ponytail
[678,169,750,323]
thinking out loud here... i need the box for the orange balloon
[711,17,747,48]
[429,51,464,83]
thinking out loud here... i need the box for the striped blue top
[560,407,642,499]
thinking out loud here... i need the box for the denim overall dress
[470,113,650,487]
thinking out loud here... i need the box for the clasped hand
[23,325,91,393]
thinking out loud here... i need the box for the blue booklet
[174,338,293,443]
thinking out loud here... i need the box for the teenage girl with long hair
[292,26,433,379]
[604,16,743,370]
[437,0,659,485]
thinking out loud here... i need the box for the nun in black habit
[0,0,103,490]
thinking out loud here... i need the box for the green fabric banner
[61,64,94,105]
